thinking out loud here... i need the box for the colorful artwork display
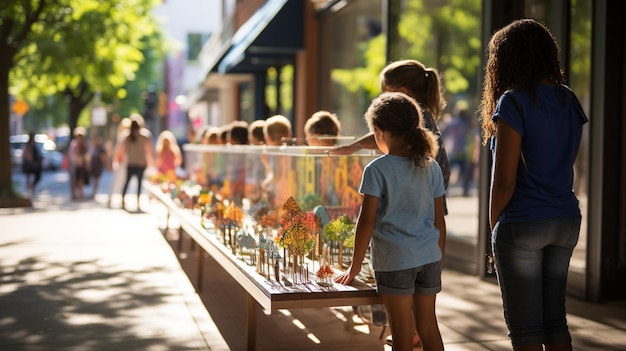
[161,144,379,287]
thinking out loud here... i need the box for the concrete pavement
[1,169,625,350]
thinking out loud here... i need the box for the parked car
[10,134,64,171]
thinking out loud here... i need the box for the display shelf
[145,181,382,351]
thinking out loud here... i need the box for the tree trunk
[0,48,15,196]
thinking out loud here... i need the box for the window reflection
[566,0,592,276]
[391,0,483,245]
[318,0,384,137]
[317,0,591,282]
[524,0,591,282]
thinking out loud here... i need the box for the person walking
[335,92,446,351]
[441,107,470,194]
[89,135,108,199]
[155,130,182,178]
[479,19,587,351]
[69,127,89,200]
[115,118,153,211]
[21,132,43,198]
[107,117,132,207]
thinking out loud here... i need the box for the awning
[217,0,303,74]
[199,21,236,76]
[181,88,213,112]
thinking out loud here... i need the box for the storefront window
[318,0,591,280]
[318,0,384,138]
[390,0,483,245]
[266,65,294,118]
[524,0,592,286]
[567,0,592,284]
[567,0,592,279]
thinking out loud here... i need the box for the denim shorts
[374,261,442,296]
[492,216,581,347]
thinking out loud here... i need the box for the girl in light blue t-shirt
[335,92,446,351]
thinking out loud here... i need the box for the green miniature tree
[324,215,355,269]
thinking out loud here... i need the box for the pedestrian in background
[335,92,446,351]
[89,135,108,199]
[479,19,587,351]
[116,116,153,211]
[69,127,89,200]
[107,117,132,207]
[441,107,470,195]
[155,130,182,178]
[21,131,43,198]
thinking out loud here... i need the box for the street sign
[12,99,29,116]
[91,107,107,126]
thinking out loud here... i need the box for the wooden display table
[145,182,382,351]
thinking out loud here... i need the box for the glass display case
[183,144,378,217]
[145,144,384,350]
[182,143,381,280]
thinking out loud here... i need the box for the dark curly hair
[365,92,438,166]
[478,19,565,145]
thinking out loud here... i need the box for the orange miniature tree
[277,197,316,284]
[223,201,243,253]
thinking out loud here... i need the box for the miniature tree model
[197,190,212,228]
[312,205,331,265]
[257,212,279,276]
[298,193,323,212]
[223,201,243,253]
[277,197,316,284]
[237,230,257,264]
[323,214,355,269]
[316,246,334,287]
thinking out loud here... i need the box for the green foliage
[324,214,355,243]
[7,0,166,128]
[298,193,323,212]
[331,34,386,100]
[331,0,481,101]
[265,65,294,116]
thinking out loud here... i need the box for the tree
[0,0,163,203]
[331,0,481,100]
[324,214,355,269]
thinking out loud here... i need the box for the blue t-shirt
[491,84,587,223]
[359,154,445,272]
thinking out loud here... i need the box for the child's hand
[334,264,360,285]
[328,143,358,156]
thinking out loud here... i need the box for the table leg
[247,294,257,351]
[197,248,204,293]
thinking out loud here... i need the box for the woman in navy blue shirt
[479,19,587,351]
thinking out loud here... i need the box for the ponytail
[406,127,439,167]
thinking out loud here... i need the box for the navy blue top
[491,84,588,223]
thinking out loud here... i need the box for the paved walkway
[1,169,625,350]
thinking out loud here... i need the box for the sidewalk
[1,170,625,350]
[0,172,228,350]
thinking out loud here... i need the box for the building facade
[190,0,625,303]
[152,0,223,139]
